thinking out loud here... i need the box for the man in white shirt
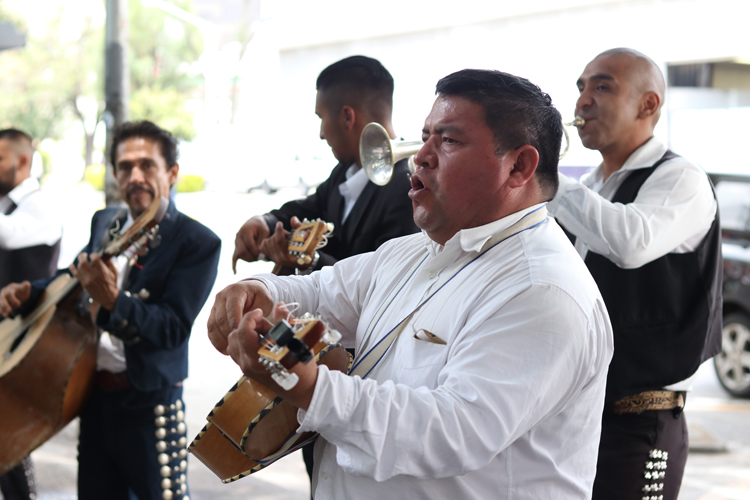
[0,128,62,287]
[0,128,61,500]
[547,48,722,500]
[208,69,614,499]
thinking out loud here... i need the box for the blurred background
[2,1,750,499]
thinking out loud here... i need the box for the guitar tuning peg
[326,223,334,233]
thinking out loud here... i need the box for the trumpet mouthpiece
[566,117,585,128]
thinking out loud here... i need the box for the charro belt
[613,390,684,415]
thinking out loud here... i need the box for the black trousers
[592,407,688,500]
[0,458,36,500]
[77,384,188,500]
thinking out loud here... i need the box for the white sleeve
[297,284,610,481]
[0,191,62,250]
[548,159,717,269]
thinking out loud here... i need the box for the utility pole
[104,0,129,206]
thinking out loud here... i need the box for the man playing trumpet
[548,48,722,500]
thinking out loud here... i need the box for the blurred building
[188,0,750,189]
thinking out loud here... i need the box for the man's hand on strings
[0,281,31,317]
[207,279,275,355]
[259,218,304,270]
[227,302,318,410]
[232,216,271,274]
[70,253,119,312]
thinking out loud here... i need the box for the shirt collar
[423,202,547,256]
[587,136,668,184]
[339,164,369,200]
[6,177,40,205]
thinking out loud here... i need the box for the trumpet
[560,116,586,160]
[360,122,422,186]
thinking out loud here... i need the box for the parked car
[710,172,750,398]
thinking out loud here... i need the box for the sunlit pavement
[25,184,750,500]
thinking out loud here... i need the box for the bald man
[547,48,722,499]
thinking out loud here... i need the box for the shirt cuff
[297,364,331,432]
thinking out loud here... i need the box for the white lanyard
[350,206,548,379]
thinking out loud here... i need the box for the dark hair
[110,120,178,170]
[316,55,394,120]
[0,128,33,145]
[435,69,562,199]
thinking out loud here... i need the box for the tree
[0,0,203,175]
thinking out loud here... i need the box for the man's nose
[413,142,435,171]
[129,165,146,183]
[576,88,593,113]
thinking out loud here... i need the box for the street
[16,185,750,500]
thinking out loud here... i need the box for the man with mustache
[208,69,614,499]
[547,48,722,500]
[0,128,62,500]
[0,121,221,500]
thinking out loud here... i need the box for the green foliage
[83,164,105,191]
[129,0,203,93]
[0,3,102,141]
[130,86,197,142]
[0,0,203,164]
[176,174,205,193]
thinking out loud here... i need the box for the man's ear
[17,152,31,174]
[341,105,356,130]
[638,91,660,120]
[507,145,539,187]
[168,163,180,188]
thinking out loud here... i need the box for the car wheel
[714,312,750,398]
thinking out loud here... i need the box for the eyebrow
[577,73,616,86]
[422,124,463,136]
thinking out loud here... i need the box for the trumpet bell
[360,122,423,186]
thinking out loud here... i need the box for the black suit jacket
[265,159,418,269]
[33,201,221,391]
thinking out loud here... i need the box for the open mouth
[410,174,425,192]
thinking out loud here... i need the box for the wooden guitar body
[189,341,352,483]
[0,276,97,475]
[0,196,169,475]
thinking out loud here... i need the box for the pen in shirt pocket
[412,325,447,345]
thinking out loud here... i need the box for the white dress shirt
[547,137,717,391]
[257,204,614,500]
[96,211,134,373]
[0,177,62,250]
[338,163,369,223]
[547,137,717,268]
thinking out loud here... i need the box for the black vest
[561,151,723,402]
[0,199,61,289]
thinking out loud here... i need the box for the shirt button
[428,271,437,279]
[322,472,329,480]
